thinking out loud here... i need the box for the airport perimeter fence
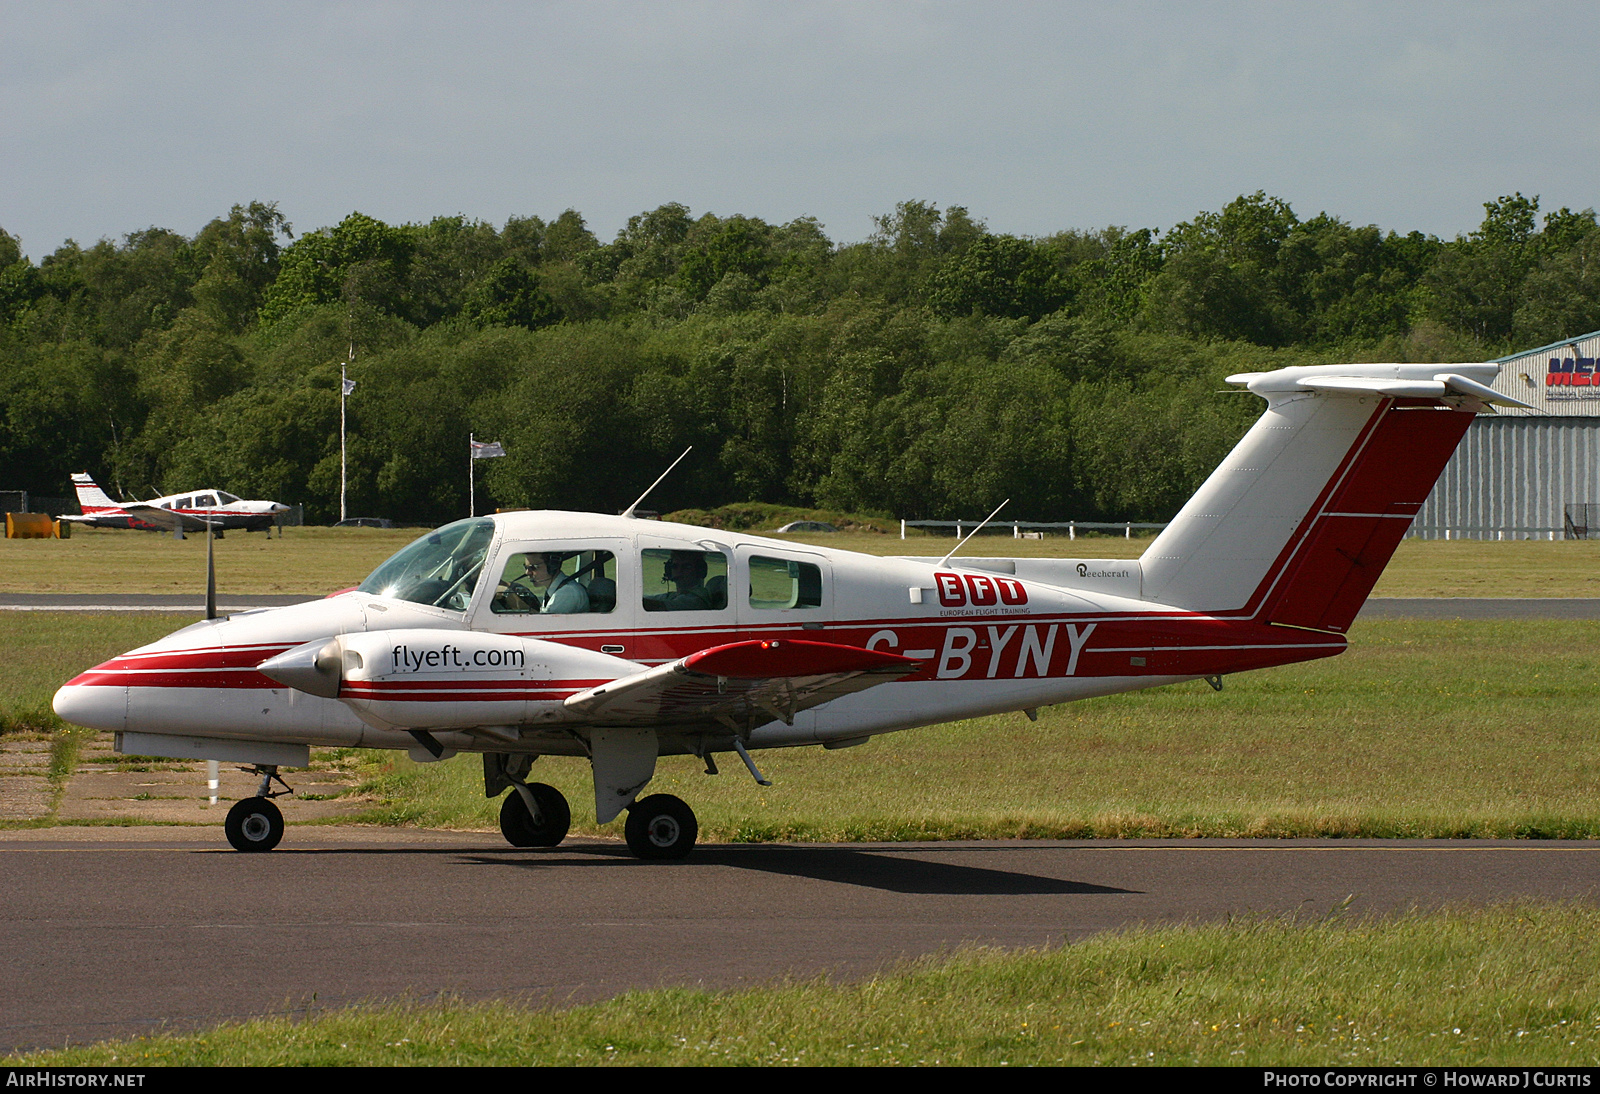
[1408,524,1564,540]
[900,519,1168,540]
[906,517,1582,542]
[0,491,74,517]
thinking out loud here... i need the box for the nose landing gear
[224,765,293,852]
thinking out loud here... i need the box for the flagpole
[468,432,475,518]
[340,360,348,523]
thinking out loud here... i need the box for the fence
[1564,504,1600,540]
[1,492,74,517]
[900,519,1168,540]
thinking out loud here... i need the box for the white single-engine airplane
[53,362,1526,858]
[60,473,289,535]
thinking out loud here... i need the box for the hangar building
[1413,329,1600,539]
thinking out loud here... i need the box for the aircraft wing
[563,639,923,731]
[122,504,221,532]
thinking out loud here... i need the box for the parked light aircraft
[52,362,1526,858]
[60,473,289,535]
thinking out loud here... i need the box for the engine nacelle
[259,629,638,732]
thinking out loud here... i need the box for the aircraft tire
[499,783,571,848]
[224,797,284,853]
[624,794,698,860]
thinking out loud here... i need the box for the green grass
[348,618,1600,841]
[0,525,417,595]
[12,903,1600,1066]
[0,613,190,735]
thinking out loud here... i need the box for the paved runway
[3,828,1598,1053]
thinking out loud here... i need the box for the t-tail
[70,472,121,514]
[1140,363,1530,633]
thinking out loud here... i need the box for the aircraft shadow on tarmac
[451,845,1139,896]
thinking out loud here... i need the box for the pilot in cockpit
[497,552,591,614]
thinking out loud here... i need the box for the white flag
[342,378,357,395]
[471,440,506,459]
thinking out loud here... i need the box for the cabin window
[357,516,495,611]
[641,548,728,612]
[194,494,217,507]
[174,497,193,509]
[492,550,616,615]
[216,492,240,504]
[748,556,823,609]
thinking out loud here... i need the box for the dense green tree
[259,211,414,328]
[928,234,1066,320]
[460,257,561,331]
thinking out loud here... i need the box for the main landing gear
[499,782,572,847]
[496,787,700,860]
[624,794,698,860]
[224,765,293,852]
[484,752,703,861]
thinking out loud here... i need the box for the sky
[3,0,1597,260]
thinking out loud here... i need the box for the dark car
[333,517,394,529]
[775,520,838,533]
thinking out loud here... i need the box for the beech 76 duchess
[53,361,1525,858]
[60,472,289,534]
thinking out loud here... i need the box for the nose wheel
[624,794,698,860]
[225,796,284,852]
[223,764,292,852]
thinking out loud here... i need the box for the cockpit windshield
[357,517,495,610]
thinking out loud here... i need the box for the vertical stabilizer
[1139,363,1524,631]
[70,472,119,513]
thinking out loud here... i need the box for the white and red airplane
[60,473,289,535]
[52,362,1526,858]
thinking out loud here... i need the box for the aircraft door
[632,535,736,663]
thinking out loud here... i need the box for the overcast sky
[3,1,1596,259]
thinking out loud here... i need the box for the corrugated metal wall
[1488,330,1600,416]
[1413,416,1600,539]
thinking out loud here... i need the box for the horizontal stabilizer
[564,639,922,730]
[1225,363,1533,409]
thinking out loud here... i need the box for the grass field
[11,903,1600,1066]
[3,524,1599,597]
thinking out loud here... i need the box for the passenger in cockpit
[644,550,717,612]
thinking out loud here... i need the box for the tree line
[1,191,1596,524]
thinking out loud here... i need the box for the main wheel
[624,794,698,860]
[499,783,571,848]
[225,796,284,852]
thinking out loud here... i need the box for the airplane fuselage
[54,511,1343,760]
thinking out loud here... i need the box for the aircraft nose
[52,682,127,732]
[270,503,290,513]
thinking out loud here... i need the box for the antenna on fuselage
[204,515,217,620]
[936,499,1010,568]
[621,446,692,519]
